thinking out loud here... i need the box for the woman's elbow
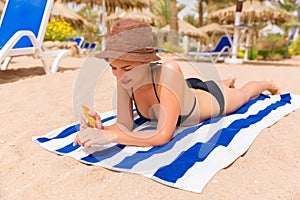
[150,132,173,146]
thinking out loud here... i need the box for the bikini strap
[150,62,161,103]
[131,63,160,113]
[131,87,135,100]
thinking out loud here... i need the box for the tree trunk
[206,0,214,24]
[198,0,203,27]
[169,0,178,45]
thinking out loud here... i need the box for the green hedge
[257,49,286,60]
[158,42,183,53]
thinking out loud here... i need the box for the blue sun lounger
[81,41,97,53]
[0,0,70,74]
[188,35,233,63]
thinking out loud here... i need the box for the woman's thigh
[194,89,221,120]
[194,84,249,120]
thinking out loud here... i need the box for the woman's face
[109,59,149,89]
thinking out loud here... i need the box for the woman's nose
[116,69,125,80]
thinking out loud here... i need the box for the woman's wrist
[103,130,118,143]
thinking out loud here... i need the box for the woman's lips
[121,79,131,85]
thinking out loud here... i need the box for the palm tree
[169,0,178,29]
[198,0,204,27]
[169,0,178,45]
[151,0,185,26]
[271,0,300,41]
[184,14,199,27]
[272,0,299,11]
[152,0,181,45]
[198,0,235,25]
[152,0,170,26]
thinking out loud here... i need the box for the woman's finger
[90,111,103,129]
[73,134,81,146]
[80,123,88,130]
[73,135,78,146]
[80,114,89,125]
[83,140,93,148]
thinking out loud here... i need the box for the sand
[0,54,300,199]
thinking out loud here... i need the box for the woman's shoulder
[161,60,183,74]
[150,60,181,71]
[152,60,184,86]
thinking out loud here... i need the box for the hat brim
[95,49,161,62]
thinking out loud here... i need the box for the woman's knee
[240,87,254,102]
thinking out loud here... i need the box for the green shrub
[257,50,269,59]
[189,46,197,52]
[255,33,286,60]
[45,18,76,41]
[257,33,285,50]
[158,42,183,53]
[267,53,284,60]
[288,38,300,56]
[257,49,285,60]
[248,49,257,60]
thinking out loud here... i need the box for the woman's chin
[121,80,133,89]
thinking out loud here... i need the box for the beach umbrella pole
[244,28,253,61]
[225,0,243,64]
[101,0,106,51]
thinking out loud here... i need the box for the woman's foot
[265,78,281,95]
[223,76,236,88]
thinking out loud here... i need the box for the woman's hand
[80,111,103,130]
[73,128,117,148]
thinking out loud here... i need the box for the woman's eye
[124,68,132,72]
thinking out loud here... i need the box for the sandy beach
[1,54,300,199]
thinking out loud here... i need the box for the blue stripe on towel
[280,93,292,103]
[36,124,80,143]
[235,94,269,114]
[80,144,126,163]
[102,115,117,123]
[133,117,147,127]
[153,94,290,183]
[113,125,201,169]
[56,143,81,153]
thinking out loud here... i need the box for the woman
[74,19,279,148]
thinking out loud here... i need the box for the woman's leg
[223,79,280,114]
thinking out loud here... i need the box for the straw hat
[96,19,160,62]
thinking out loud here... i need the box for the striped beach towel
[33,93,300,193]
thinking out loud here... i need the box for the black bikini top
[131,62,196,126]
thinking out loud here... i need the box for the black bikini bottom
[186,78,225,116]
